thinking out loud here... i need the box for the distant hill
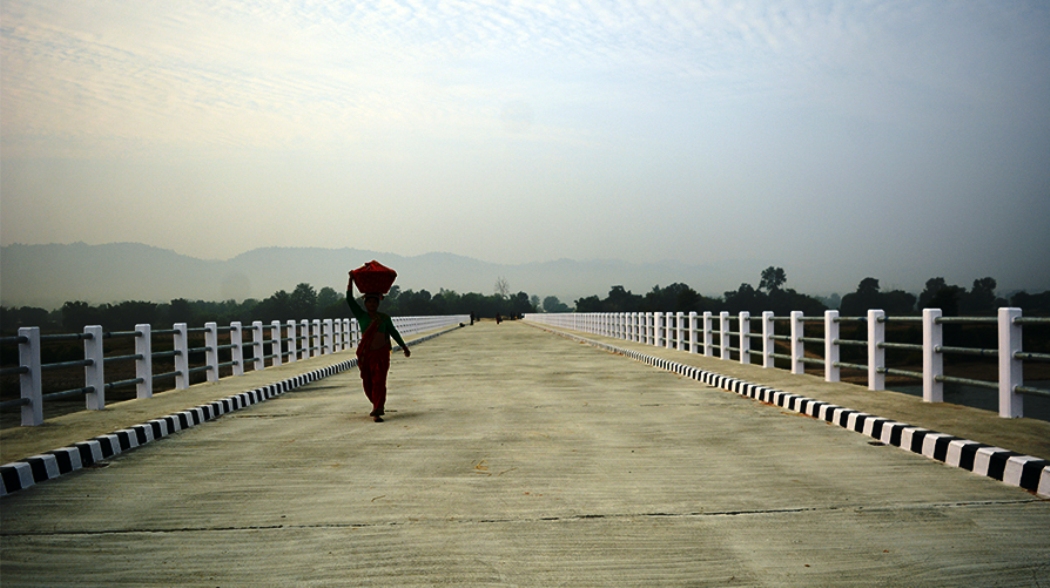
[0,242,751,309]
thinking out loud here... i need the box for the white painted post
[351,318,359,348]
[762,311,774,368]
[825,310,839,382]
[300,319,311,358]
[867,309,885,391]
[204,322,220,382]
[83,325,105,410]
[18,327,42,426]
[312,319,322,358]
[739,312,750,365]
[633,313,639,342]
[230,322,244,376]
[270,321,283,367]
[286,320,297,363]
[719,311,730,360]
[174,323,189,389]
[135,324,153,399]
[252,321,265,370]
[790,311,804,375]
[665,312,674,349]
[998,307,1023,418]
[922,308,943,403]
[688,312,698,353]
[323,319,334,355]
[703,312,713,357]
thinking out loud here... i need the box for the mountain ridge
[0,242,746,309]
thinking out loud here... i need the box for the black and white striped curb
[1,324,463,497]
[530,324,1050,499]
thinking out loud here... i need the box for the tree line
[2,267,1048,334]
[0,282,539,334]
[568,267,1050,318]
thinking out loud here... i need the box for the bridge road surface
[2,321,1049,587]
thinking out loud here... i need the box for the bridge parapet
[1,314,468,427]
[525,308,1050,419]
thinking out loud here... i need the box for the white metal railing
[1,314,468,426]
[524,309,1050,419]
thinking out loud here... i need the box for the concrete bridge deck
[2,320,1049,586]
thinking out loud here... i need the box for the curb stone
[0,325,461,497]
[529,323,1050,499]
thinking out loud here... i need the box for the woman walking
[347,271,410,422]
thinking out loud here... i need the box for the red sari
[356,318,391,414]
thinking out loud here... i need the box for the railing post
[867,309,885,390]
[135,324,153,399]
[323,319,334,355]
[825,310,839,382]
[665,312,674,349]
[739,312,750,364]
[230,322,244,376]
[703,312,713,357]
[653,313,662,347]
[998,307,1023,418]
[312,319,322,356]
[300,319,310,358]
[923,308,943,403]
[790,311,804,374]
[84,325,105,410]
[633,313,640,342]
[688,311,698,353]
[18,327,42,426]
[761,311,774,368]
[252,321,265,370]
[174,323,189,389]
[351,318,359,348]
[204,322,219,382]
[676,312,684,349]
[270,321,283,366]
[719,311,730,360]
[286,320,297,363]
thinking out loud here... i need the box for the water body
[889,381,1050,423]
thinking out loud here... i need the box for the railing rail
[524,307,1047,419]
[1,313,468,426]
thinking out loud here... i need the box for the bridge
[2,319,1049,585]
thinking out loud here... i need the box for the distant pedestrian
[347,272,410,422]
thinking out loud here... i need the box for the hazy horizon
[2,241,1046,313]
[3,2,1049,297]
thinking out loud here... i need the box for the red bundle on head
[351,260,398,294]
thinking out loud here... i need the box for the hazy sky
[2,1,1049,295]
